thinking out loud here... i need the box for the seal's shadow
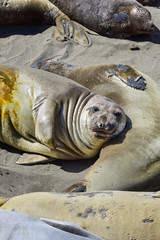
[0,23,159,44]
[153,1,160,8]
[53,157,97,173]
[0,25,52,38]
[54,116,132,173]
[127,24,160,45]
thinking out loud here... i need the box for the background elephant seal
[0,0,90,46]
[50,0,153,38]
[0,65,126,165]
[35,60,160,192]
[1,191,160,240]
[0,0,153,45]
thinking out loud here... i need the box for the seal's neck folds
[60,92,104,159]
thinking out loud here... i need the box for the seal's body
[0,65,126,164]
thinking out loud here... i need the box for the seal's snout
[130,6,153,34]
[98,115,107,128]
[98,115,115,131]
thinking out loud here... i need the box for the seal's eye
[91,106,99,113]
[114,112,122,118]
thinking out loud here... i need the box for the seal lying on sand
[1,191,160,240]
[0,65,126,165]
[0,209,101,240]
[0,0,153,46]
[36,60,160,192]
[50,0,153,38]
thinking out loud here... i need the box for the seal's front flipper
[32,59,76,78]
[55,14,91,46]
[106,64,146,90]
[64,181,87,193]
[16,153,50,165]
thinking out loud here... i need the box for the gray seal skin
[0,209,101,240]
[35,60,160,192]
[0,0,90,46]
[50,0,153,38]
[0,65,126,165]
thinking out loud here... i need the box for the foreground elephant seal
[0,0,153,44]
[0,209,101,240]
[36,60,160,192]
[1,191,160,240]
[0,65,126,164]
[51,0,153,38]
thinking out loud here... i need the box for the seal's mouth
[93,129,115,140]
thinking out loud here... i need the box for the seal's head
[81,95,126,141]
[100,5,153,38]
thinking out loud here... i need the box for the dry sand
[0,3,159,198]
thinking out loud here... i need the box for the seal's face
[83,95,126,140]
[100,5,153,38]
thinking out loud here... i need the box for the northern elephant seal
[0,0,153,45]
[36,60,160,192]
[0,209,101,240]
[1,191,160,240]
[50,0,153,38]
[0,65,126,165]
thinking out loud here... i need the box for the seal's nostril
[107,123,114,130]
[99,123,103,128]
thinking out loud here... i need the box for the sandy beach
[0,2,159,198]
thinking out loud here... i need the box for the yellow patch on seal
[0,66,19,104]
